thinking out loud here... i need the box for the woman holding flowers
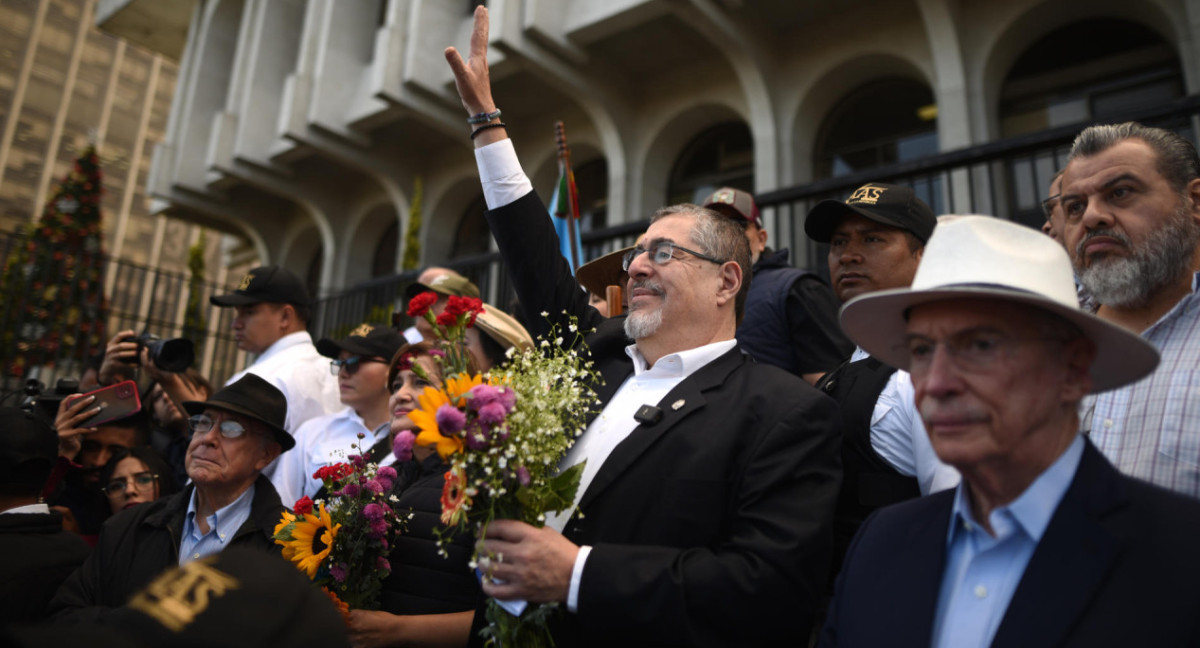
[346,341,480,648]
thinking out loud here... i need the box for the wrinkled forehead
[643,212,699,246]
[1061,139,1165,195]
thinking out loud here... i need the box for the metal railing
[7,95,1198,404]
[318,95,1200,332]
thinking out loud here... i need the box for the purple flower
[497,386,516,412]
[436,404,467,435]
[468,384,501,410]
[342,483,361,497]
[428,348,446,358]
[330,563,347,583]
[516,465,531,487]
[363,502,385,521]
[477,402,507,426]
[392,430,415,462]
[365,479,384,495]
[368,518,387,539]
[377,556,391,572]
[464,422,490,450]
[376,465,398,490]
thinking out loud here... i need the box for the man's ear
[1060,337,1096,404]
[255,440,283,472]
[1186,177,1200,226]
[755,227,768,249]
[715,260,742,308]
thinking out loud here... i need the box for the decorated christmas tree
[0,145,108,378]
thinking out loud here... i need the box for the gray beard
[624,307,663,340]
[1076,206,1199,308]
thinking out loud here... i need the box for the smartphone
[76,380,143,428]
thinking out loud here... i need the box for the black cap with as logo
[209,265,312,308]
[804,183,937,244]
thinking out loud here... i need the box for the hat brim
[316,337,387,360]
[209,293,261,307]
[805,199,914,243]
[839,285,1159,394]
[182,399,294,451]
[576,247,631,297]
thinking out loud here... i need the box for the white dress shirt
[269,407,390,506]
[849,347,960,495]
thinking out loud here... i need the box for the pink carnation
[366,479,384,495]
[392,431,415,462]
[468,384,501,410]
[477,402,507,426]
[363,502,386,521]
[436,404,467,435]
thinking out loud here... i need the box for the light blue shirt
[179,484,256,565]
[932,435,1085,648]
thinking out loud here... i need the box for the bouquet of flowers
[272,439,409,615]
[407,292,599,647]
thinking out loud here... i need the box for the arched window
[452,196,490,258]
[1000,19,1182,138]
[667,122,754,205]
[574,158,608,231]
[814,78,938,180]
[372,219,398,277]
[1000,19,1184,227]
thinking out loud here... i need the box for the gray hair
[1069,122,1200,194]
[650,204,752,324]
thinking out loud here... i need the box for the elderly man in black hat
[49,375,291,623]
[702,187,852,384]
[210,265,340,491]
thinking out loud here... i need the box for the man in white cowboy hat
[821,216,1200,647]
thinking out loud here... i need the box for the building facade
[99,0,1200,301]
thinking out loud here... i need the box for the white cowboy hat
[839,215,1159,393]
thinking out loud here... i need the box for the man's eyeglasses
[1041,193,1061,221]
[102,471,158,497]
[622,241,724,271]
[330,356,386,376]
[188,414,248,439]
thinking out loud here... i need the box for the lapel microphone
[634,404,663,426]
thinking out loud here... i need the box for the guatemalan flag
[549,121,584,274]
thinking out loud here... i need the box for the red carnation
[443,296,484,318]
[408,291,439,317]
[436,311,457,327]
[293,496,314,515]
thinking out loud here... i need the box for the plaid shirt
[1083,272,1200,499]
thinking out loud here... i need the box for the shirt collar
[255,331,314,364]
[947,434,1085,544]
[186,483,256,535]
[625,339,737,378]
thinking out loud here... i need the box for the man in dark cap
[0,407,90,623]
[50,375,290,623]
[209,265,340,489]
[804,183,959,582]
[702,187,852,384]
[271,322,407,505]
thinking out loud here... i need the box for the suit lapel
[991,442,1126,648]
[577,347,743,510]
[884,492,954,645]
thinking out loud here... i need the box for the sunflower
[411,373,484,459]
[278,502,341,579]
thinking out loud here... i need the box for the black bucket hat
[183,374,292,451]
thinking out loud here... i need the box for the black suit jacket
[485,191,842,646]
[821,440,1200,647]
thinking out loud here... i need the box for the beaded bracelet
[467,109,502,125]
[470,122,507,140]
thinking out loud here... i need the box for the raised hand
[444,5,495,116]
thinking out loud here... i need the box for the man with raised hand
[443,7,841,646]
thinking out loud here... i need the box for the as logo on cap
[350,323,374,337]
[238,272,255,291]
[711,189,736,205]
[848,185,886,205]
[128,558,241,632]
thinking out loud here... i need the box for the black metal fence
[319,95,1200,331]
[0,235,244,405]
[7,96,1199,405]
